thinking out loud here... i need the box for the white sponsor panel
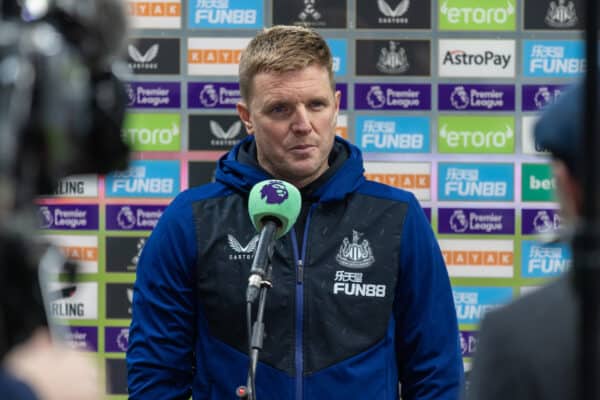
[522,115,550,155]
[46,282,98,320]
[40,235,98,274]
[439,39,515,78]
[52,175,98,197]
[187,37,251,75]
[364,162,431,201]
[128,0,182,29]
[520,286,541,296]
[336,114,348,138]
[439,239,514,278]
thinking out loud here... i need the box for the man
[127,25,462,399]
[466,82,589,400]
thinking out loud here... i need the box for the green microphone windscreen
[248,180,301,239]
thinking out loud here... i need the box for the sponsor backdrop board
[37,0,580,397]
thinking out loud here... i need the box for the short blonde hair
[238,25,335,103]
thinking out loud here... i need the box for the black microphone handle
[246,219,278,303]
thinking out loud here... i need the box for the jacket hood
[214,135,365,202]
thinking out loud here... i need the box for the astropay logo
[438,116,515,154]
[439,0,516,31]
[439,40,515,78]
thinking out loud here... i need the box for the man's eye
[270,105,288,114]
[310,101,326,109]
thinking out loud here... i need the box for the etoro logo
[439,0,515,31]
[438,116,515,154]
[122,113,181,151]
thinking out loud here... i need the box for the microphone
[246,179,301,302]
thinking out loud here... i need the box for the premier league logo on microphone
[260,181,289,204]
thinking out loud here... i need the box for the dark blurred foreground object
[0,0,130,360]
[466,76,600,400]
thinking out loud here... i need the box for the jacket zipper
[291,205,316,400]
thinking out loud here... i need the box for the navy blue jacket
[127,136,462,399]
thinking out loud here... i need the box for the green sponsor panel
[439,0,516,31]
[122,113,181,151]
[438,115,515,154]
[522,164,556,202]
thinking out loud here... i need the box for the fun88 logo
[438,163,514,201]
[523,40,585,77]
[105,160,180,198]
[189,0,263,29]
[356,115,430,153]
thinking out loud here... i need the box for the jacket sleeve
[127,197,198,399]
[0,370,38,400]
[394,195,463,400]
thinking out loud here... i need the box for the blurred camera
[0,0,130,358]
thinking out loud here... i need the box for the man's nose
[291,106,311,134]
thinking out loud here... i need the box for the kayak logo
[441,239,514,278]
[187,37,250,76]
[439,0,515,30]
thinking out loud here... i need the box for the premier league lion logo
[260,181,289,204]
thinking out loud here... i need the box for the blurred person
[466,81,590,400]
[127,25,462,400]
[0,0,130,399]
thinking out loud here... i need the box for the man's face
[237,64,341,188]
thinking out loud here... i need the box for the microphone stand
[573,0,600,398]
[236,234,276,400]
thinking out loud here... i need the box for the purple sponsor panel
[336,83,348,110]
[61,326,98,352]
[460,331,478,358]
[355,83,431,111]
[438,84,515,111]
[522,85,566,111]
[106,205,166,231]
[105,327,129,353]
[438,208,515,235]
[188,82,241,109]
[125,82,181,108]
[37,204,99,230]
[522,209,561,235]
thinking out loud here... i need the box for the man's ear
[236,102,253,134]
